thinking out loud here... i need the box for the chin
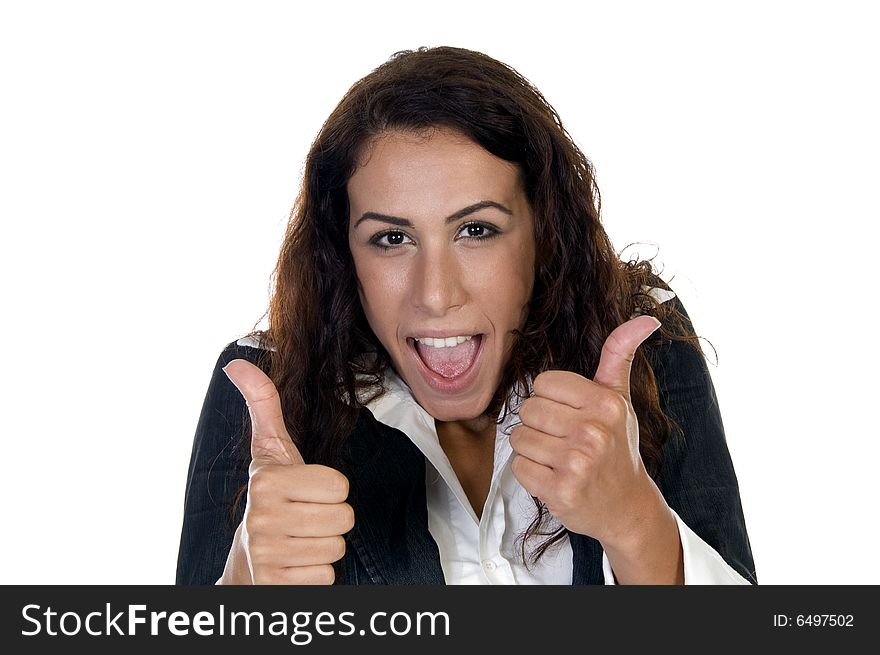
[408,385,495,423]
[423,403,486,423]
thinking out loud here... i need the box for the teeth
[415,335,474,348]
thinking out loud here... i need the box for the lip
[408,329,481,339]
[406,333,485,394]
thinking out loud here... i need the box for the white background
[1,0,877,584]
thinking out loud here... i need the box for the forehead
[347,128,523,215]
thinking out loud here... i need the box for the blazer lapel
[341,411,445,585]
[341,409,606,585]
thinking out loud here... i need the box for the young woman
[176,46,757,585]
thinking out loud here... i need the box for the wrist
[600,476,670,556]
[218,524,254,585]
[599,480,683,584]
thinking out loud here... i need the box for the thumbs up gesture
[509,315,664,547]
[219,359,354,584]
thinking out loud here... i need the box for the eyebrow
[352,200,513,230]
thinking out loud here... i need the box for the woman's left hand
[509,315,663,548]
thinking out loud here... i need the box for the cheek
[481,255,533,312]
[352,254,404,340]
[350,251,375,316]
[357,274,382,321]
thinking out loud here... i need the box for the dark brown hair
[250,46,700,567]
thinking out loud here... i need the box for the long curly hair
[249,46,700,567]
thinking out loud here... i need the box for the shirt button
[482,559,496,571]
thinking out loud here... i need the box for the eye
[456,222,500,241]
[369,230,413,250]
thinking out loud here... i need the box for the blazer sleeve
[647,294,758,585]
[175,339,267,585]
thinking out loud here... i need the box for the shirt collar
[365,367,530,441]
[363,368,531,523]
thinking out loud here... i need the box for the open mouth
[407,334,484,381]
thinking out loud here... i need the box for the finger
[223,358,304,467]
[510,453,556,500]
[509,425,568,468]
[248,464,349,504]
[255,564,336,585]
[250,501,355,538]
[518,395,588,438]
[248,535,346,568]
[593,315,661,400]
[531,369,598,410]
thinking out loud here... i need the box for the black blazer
[176,295,758,585]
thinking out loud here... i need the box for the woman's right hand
[217,359,354,585]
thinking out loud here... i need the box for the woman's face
[348,127,535,423]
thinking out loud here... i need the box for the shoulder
[212,333,273,372]
[631,271,698,336]
[195,335,274,415]
[636,277,710,388]
[232,333,271,352]
[631,274,693,337]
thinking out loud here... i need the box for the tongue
[416,336,480,379]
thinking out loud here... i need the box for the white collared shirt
[239,286,751,584]
[362,285,751,585]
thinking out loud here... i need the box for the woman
[176,46,757,585]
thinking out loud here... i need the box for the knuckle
[248,470,269,496]
[576,421,599,442]
[510,454,525,479]
[248,466,281,497]
[532,371,555,396]
[600,392,628,418]
[248,537,270,562]
[252,377,281,405]
[591,431,612,455]
[247,531,265,551]
[328,469,350,499]
[533,400,549,424]
[517,399,534,423]
[604,331,631,360]
[329,536,347,562]
[556,481,580,508]
[577,421,614,452]
[314,565,336,585]
[531,376,546,397]
[245,508,270,534]
[566,450,591,477]
[337,503,355,532]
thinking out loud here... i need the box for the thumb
[222,359,305,467]
[593,315,662,401]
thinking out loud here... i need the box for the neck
[434,414,497,519]
[436,413,494,437]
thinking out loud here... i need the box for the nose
[411,244,466,316]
